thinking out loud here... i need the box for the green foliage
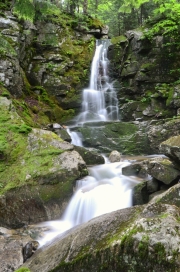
[14,0,35,22]
[119,0,149,13]
[0,34,16,56]
[143,0,180,42]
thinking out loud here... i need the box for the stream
[37,39,142,247]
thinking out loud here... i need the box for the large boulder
[77,121,151,155]
[20,203,180,272]
[147,157,180,185]
[0,97,88,228]
[159,135,180,163]
[76,118,180,155]
[150,182,180,207]
[73,145,105,165]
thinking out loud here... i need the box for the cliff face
[108,31,180,122]
[0,5,108,228]
[0,5,108,127]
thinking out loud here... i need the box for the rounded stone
[109,150,121,162]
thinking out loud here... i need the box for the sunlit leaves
[119,0,149,13]
[14,0,35,22]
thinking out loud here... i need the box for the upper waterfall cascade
[76,39,119,124]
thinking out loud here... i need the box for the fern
[14,0,35,22]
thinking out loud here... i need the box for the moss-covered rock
[73,145,105,165]
[150,182,180,208]
[77,121,152,155]
[147,157,180,185]
[21,203,180,272]
[108,30,180,122]
[0,97,88,228]
[159,135,180,163]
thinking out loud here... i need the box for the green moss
[111,35,127,45]
[37,179,73,202]
[9,124,32,134]
[154,243,166,263]
[0,34,17,57]
[140,62,156,71]
[0,99,72,194]
[15,268,31,272]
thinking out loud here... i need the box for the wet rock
[23,241,39,262]
[147,179,159,193]
[77,121,151,155]
[55,129,72,142]
[122,161,144,176]
[74,146,105,165]
[132,181,149,205]
[109,150,121,162]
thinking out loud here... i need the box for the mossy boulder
[0,97,88,228]
[73,145,105,165]
[147,117,180,153]
[159,135,180,163]
[147,157,180,185]
[150,182,180,207]
[21,203,180,272]
[77,121,151,155]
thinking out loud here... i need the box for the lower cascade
[38,160,137,247]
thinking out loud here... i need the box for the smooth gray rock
[20,203,180,272]
[109,150,121,162]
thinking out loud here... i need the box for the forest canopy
[3,0,180,39]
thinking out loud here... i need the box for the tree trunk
[83,0,88,14]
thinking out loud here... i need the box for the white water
[38,160,138,247]
[76,39,119,124]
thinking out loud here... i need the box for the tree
[83,0,88,14]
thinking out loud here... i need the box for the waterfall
[76,39,119,124]
[37,40,133,247]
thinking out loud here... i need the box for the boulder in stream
[20,203,180,272]
[109,150,121,162]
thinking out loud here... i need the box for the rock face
[0,8,106,126]
[108,31,180,122]
[121,152,180,206]
[0,97,88,228]
[21,203,180,272]
[77,119,180,155]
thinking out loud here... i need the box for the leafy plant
[14,0,35,22]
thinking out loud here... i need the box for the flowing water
[38,40,136,247]
[38,159,139,247]
[75,39,119,124]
